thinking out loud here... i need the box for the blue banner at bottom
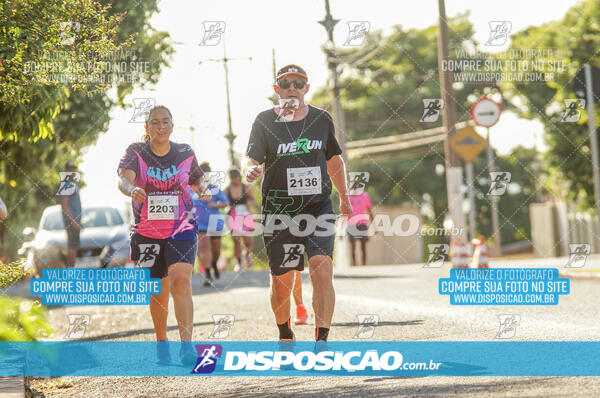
[1,341,598,376]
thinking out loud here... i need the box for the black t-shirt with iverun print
[246,105,342,216]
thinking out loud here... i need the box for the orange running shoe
[294,304,308,325]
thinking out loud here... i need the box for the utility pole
[319,0,348,166]
[199,40,251,168]
[319,0,350,269]
[437,0,466,241]
[268,49,279,106]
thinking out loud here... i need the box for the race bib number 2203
[147,195,178,220]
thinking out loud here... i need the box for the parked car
[20,205,133,275]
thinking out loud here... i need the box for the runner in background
[225,168,256,271]
[117,105,210,366]
[191,162,228,286]
[292,270,308,325]
[347,190,374,266]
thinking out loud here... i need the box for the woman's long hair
[141,105,173,142]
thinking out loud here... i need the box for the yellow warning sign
[449,126,487,163]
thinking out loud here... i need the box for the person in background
[58,161,83,268]
[292,270,308,325]
[225,168,256,272]
[0,195,7,220]
[347,190,374,266]
[191,162,229,286]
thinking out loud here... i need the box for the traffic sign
[471,98,502,128]
[573,65,600,99]
[449,125,487,163]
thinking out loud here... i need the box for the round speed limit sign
[471,97,502,127]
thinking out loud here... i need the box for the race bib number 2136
[287,167,321,196]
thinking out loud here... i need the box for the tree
[311,13,538,246]
[505,0,600,211]
[312,14,493,226]
[0,0,174,258]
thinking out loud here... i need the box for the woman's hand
[130,187,147,203]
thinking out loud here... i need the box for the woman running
[225,168,256,271]
[191,162,228,286]
[117,105,210,366]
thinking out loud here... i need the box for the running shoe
[245,253,253,268]
[294,304,308,325]
[234,263,242,272]
[279,329,296,342]
[155,340,171,366]
[180,342,197,366]
[203,277,212,287]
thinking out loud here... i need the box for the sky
[79,0,578,206]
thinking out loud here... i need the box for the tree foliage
[0,0,173,258]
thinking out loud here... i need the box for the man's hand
[339,195,353,217]
[130,187,147,203]
[246,165,263,183]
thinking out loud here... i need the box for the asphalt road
[7,257,600,397]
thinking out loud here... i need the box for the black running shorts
[263,199,336,276]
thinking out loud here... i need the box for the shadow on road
[220,376,560,397]
[78,320,221,341]
[332,320,424,327]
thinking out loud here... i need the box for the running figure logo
[59,21,80,45]
[420,99,444,122]
[209,314,235,339]
[485,21,512,46]
[281,244,305,268]
[191,344,223,374]
[199,21,225,46]
[424,244,449,268]
[348,172,370,195]
[138,244,160,268]
[495,314,520,339]
[488,172,511,195]
[57,172,80,196]
[275,98,300,122]
[129,98,156,123]
[561,99,585,122]
[206,171,226,195]
[354,314,379,339]
[344,21,370,46]
[65,314,89,339]
[565,244,590,268]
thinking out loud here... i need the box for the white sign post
[471,98,502,255]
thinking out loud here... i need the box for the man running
[117,105,210,365]
[245,64,352,342]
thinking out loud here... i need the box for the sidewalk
[0,377,23,398]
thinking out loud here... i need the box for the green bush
[0,261,52,341]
